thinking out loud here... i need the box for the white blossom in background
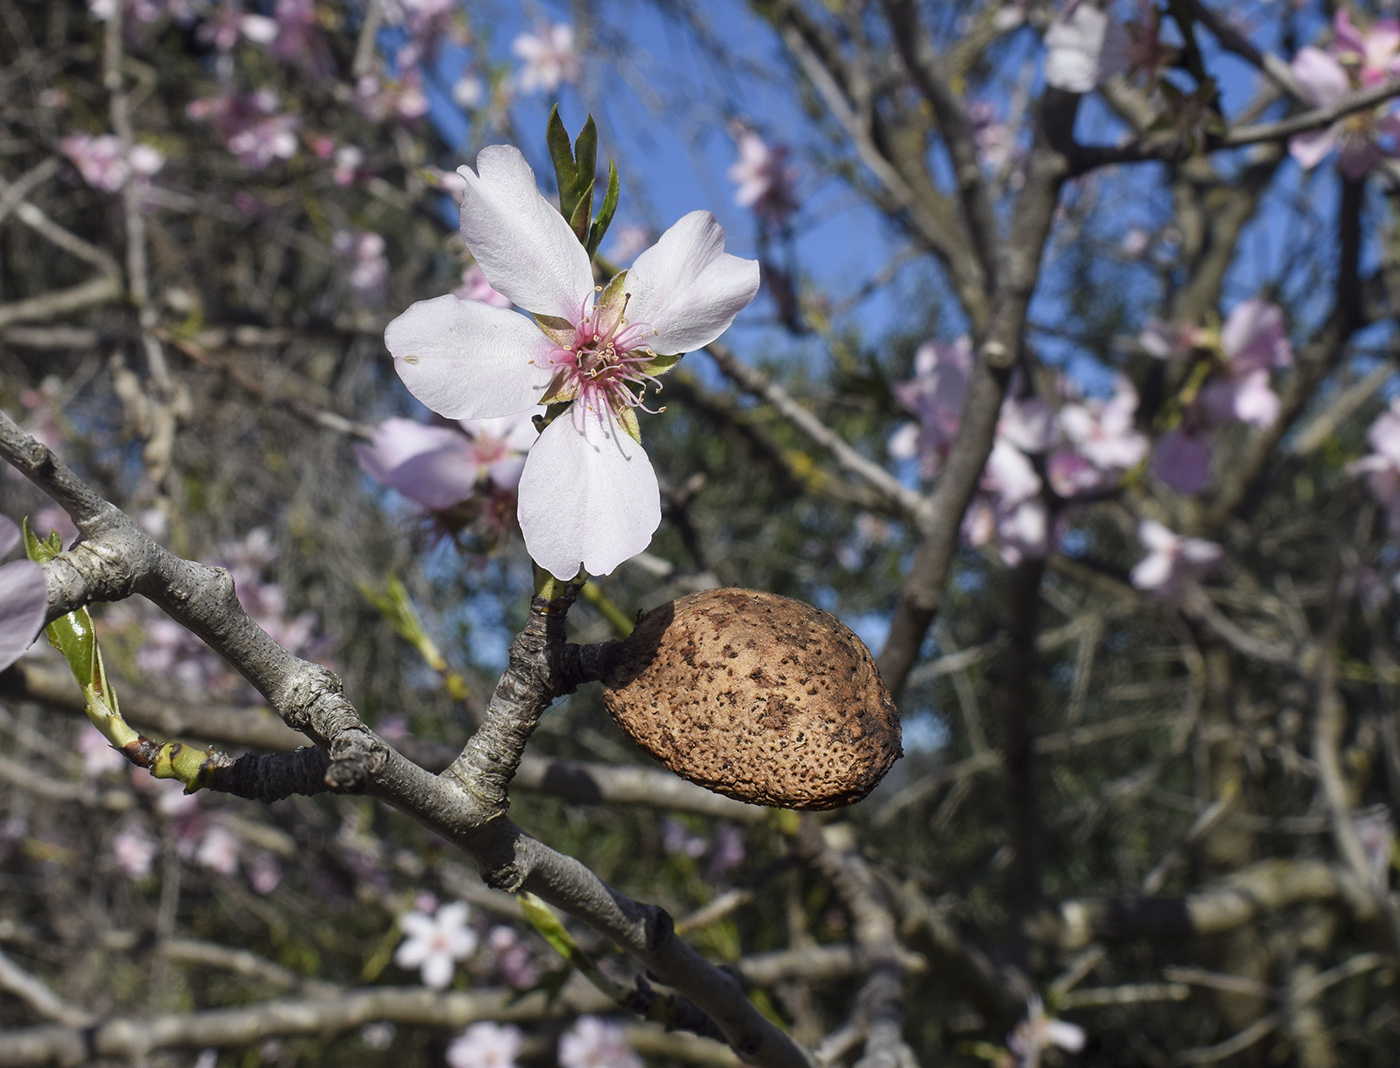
[332,231,389,294]
[1130,519,1222,601]
[79,725,126,777]
[512,23,579,94]
[1043,4,1130,92]
[1007,996,1085,1067]
[112,824,159,879]
[385,145,758,579]
[59,133,164,192]
[558,1016,642,1068]
[195,825,241,875]
[394,901,477,989]
[0,516,46,672]
[452,74,484,109]
[446,1021,522,1068]
[728,125,799,226]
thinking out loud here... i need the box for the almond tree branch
[0,408,815,1068]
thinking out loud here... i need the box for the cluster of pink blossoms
[188,88,299,170]
[1143,299,1293,496]
[1350,398,1400,534]
[59,133,164,192]
[729,124,800,228]
[354,408,541,548]
[888,338,1146,564]
[1042,0,1166,93]
[1290,10,1400,178]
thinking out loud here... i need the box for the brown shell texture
[600,588,902,810]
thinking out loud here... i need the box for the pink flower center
[552,289,663,415]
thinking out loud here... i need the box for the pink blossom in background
[452,75,484,110]
[60,133,163,192]
[189,90,299,170]
[385,145,759,579]
[967,100,1017,172]
[195,825,240,875]
[79,725,126,777]
[1198,299,1292,429]
[1289,11,1400,177]
[112,824,159,879]
[558,1017,642,1068]
[332,231,390,294]
[512,23,579,94]
[423,166,469,198]
[1130,519,1223,600]
[454,263,512,307]
[0,516,47,672]
[484,925,541,989]
[248,852,283,894]
[1008,996,1086,1068]
[888,336,974,478]
[1349,398,1400,532]
[1139,318,1202,360]
[332,145,365,186]
[267,0,333,78]
[354,74,430,122]
[1353,808,1394,887]
[1152,426,1213,495]
[728,126,800,226]
[446,1022,521,1068]
[394,901,477,989]
[197,2,277,51]
[1052,377,1147,496]
[1043,3,1130,92]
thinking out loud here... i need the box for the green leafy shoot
[586,161,620,257]
[360,576,470,702]
[518,892,625,1001]
[24,518,219,792]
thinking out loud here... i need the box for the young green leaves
[546,105,619,257]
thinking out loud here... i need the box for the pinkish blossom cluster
[1290,10,1400,178]
[558,1016,642,1068]
[332,230,390,295]
[728,125,800,227]
[511,22,580,94]
[1043,0,1165,94]
[1130,519,1222,600]
[1143,299,1293,495]
[446,1021,521,1068]
[0,515,46,672]
[354,408,541,548]
[889,339,1147,563]
[188,89,299,170]
[1006,996,1085,1068]
[60,133,164,192]
[1350,397,1400,533]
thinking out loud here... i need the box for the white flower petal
[456,145,594,317]
[517,404,661,579]
[421,952,455,989]
[625,211,760,356]
[0,559,47,671]
[387,294,557,420]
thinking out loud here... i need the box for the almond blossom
[1349,397,1400,532]
[558,1016,642,1068]
[394,900,477,989]
[332,231,389,294]
[512,23,579,95]
[888,336,973,478]
[1043,3,1130,93]
[1007,997,1085,1068]
[0,516,46,672]
[1049,377,1148,497]
[60,133,164,192]
[446,1021,522,1068]
[729,126,799,226]
[1130,519,1222,600]
[1290,10,1400,178]
[386,145,759,579]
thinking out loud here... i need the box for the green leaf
[573,116,598,200]
[642,353,681,377]
[518,892,624,1000]
[587,161,620,257]
[568,178,596,245]
[546,105,579,223]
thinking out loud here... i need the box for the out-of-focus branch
[879,0,998,285]
[0,947,95,1028]
[702,343,927,522]
[1040,859,1371,951]
[795,821,918,1068]
[0,411,816,1068]
[1069,79,1400,172]
[876,89,1080,699]
[0,982,614,1068]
